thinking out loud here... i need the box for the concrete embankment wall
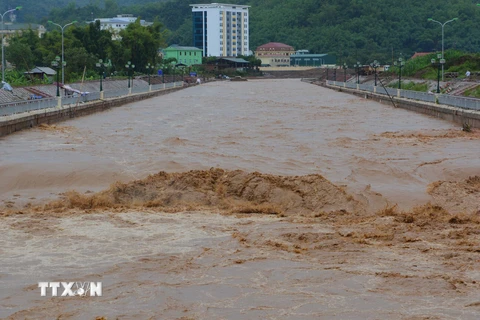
[0,87,183,137]
[320,82,480,129]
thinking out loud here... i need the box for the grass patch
[463,85,480,98]
[400,81,428,92]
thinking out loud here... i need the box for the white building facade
[190,3,250,57]
[94,14,152,39]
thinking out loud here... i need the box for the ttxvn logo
[38,282,102,297]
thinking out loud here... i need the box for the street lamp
[343,63,348,82]
[51,56,61,97]
[353,61,361,84]
[1,6,22,82]
[431,53,445,93]
[95,59,107,92]
[125,61,134,88]
[370,60,380,86]
[145,62,152,85]
[48,20,77,84]
[393,57,405,89]
[427,17,458,81]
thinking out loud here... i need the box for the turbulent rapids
[36,168,362,215]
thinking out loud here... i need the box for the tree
[119,19,167,72]
[5,42,34,71]
[72,21,114,60]
[64,46,96,81]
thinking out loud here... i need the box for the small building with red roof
[411,52,431,59]
[255,42,295,67]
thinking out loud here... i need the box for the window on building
[180,52,182,56]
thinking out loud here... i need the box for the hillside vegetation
[4,0,480,64]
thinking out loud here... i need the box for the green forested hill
[3,0,480,63]
[247,0,480,64]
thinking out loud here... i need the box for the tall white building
[190,3,250,57]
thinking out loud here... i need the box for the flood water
[2,79,480,319]
[1,79,478,210]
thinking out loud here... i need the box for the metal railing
[0,81,184,117]
[0,97,57,116]
[326,80,480,111]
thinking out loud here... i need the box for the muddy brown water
[1,79,480,319]
[1,79,478,210]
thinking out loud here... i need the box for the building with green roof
[162,45,203,66]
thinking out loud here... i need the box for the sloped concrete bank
[0,87,184,137]
[319,81,480,129]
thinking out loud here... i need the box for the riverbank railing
[0,81,184,117]
[325,80,480,111]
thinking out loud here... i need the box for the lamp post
[1,6,22,82]
[431,53,445,93]
[353,62,361,84]
[125,61,134,91]
[96,58,107,98]
[48,20,77,84]
[51,56,60,97]
[393,57,405,89]
[145,63,152,85]
[343,63,348,83]
[370,60,380,86]
[326,67,329,81]
[427,17,458,81]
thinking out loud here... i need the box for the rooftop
[256,42,295,51]
[290,53,329,58]
[1,23,45,30]
[164,45,203,51]
[190,3,250,9]
[411,52,432,59]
